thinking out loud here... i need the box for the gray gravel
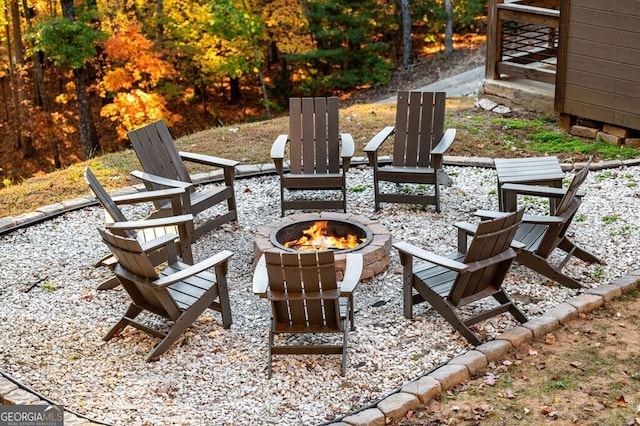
[0,164,638,425]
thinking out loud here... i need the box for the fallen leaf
[484,373,496,386]
[570,361,585,370]
[545,333,557,345]
[541,406,553,415]
[615,395,628,407]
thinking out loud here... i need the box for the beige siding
[559,0,640,131]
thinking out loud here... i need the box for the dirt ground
[392,291,640,426]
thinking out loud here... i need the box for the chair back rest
[97,228,159,279]
[128,119,193,184]
[392,91,446,168]
[85,167,135,239]
[555,157,592,216]
[265,250,341,330]
[535,158,592,257]
[288,97,341,175]
[449,209,524,306]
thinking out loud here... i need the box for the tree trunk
[60,0,99,159]
[229,76,241,104]
[400,0,412,69]
[10,0,35,157]
[444,0,454,55]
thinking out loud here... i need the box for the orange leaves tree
[99,23,179,140]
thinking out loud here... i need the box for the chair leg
[557,238,602,265]
[412,281,483,346]
[493,291,528,323]
[104,304,143,341]
[97,276,120,291]
[517,252,583,289]
[267,329,274,378]
[341,326,348,377]
[214,266,233,329]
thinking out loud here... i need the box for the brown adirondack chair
[477,159,602,289]
[253,250,363,377]
[394,209,526,346]
[364,91,456,213]
[128,119,239,240]
[271,97,355,217]
[98,227,233,362]
[85,167,194,290]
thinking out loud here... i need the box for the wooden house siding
[556,0,640,131]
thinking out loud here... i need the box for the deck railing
[485,0,559,84]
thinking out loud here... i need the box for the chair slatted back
[536,159,591,257]
[98,228,182,319]
[265,250,341,329]
[85,167,177,244]
[85,167,135,238]
[449,210,524,306]
[392,91,446,168]
[289,97,341,175]
[128,119,193,185]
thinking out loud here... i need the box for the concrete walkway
[376,66,484,104]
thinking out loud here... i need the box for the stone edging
[3,155,640,234]
[328,271,640,425]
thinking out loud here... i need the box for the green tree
[30,1,106,159]
[287,0,394,96]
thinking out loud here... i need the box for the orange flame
[284,220,365,251]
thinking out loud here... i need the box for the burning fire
[284,220,365,251]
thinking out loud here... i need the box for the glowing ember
[284,220,366,251]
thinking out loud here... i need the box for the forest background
[0,0,485,184]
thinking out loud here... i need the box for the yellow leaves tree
[99,23,178,139]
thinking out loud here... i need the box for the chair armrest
[270,134,289,160]
[454,221,477,237]
[454,221,477,253]
[431,128,456,155]
[394,241,468,272]
[475,209,564,225]
[501,183,586,199]
[364,126,395,153]
[474,209,511,220]
[131,170,194,190]
[252,254,269,297]
[111,187,186,205]
[139,233,181,253]
[153,250,234,287]
[340,133,355,159]
[511,239,526,250]
[105,214,194,232]
[179,151,239,169]
[339,253,363,295]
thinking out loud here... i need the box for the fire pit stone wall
[253,212,391,280]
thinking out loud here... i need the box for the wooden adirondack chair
[253,250,363,377]
[128,119,239,240]
[271,97,355,217]
[394,210,526,346]
[477,159,602,289]
[98,227,233,362]
[364,91,456,213]
[85,167,194,290]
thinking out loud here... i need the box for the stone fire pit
[253,212,391,279]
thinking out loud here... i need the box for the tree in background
[0,0,487,182]
[287,0,395,96]
[30,1,105,159]
[98,21,178,139]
